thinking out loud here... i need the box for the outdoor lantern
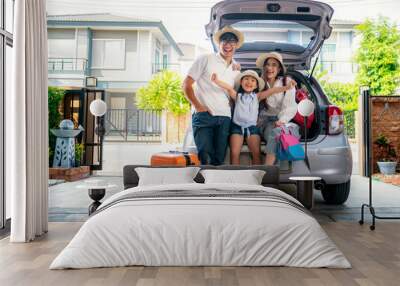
[89,99,107,117]
[85,76,97,87]
[89,99,107,137]
[298,99,315,117]
[297,99,315,170]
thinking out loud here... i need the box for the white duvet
[50,183,351,269]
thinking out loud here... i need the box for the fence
[48,58,88,73]
[104,109,162,142]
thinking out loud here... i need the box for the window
[48,29,76,58]
[1,0,14,230]
[5,0,14,33]
[162,54,168,69]
[153,49,161,73]
[339,32,352,48]
[231,20,314,47]
[320,44,336,73]
[92,39,125,69]
[287,31,300,45]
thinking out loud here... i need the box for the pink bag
[278,128,300,150]
[276,127,305,161]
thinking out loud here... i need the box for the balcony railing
[48,58,88,73]
[104,109,162,142]
[152,63,180,74]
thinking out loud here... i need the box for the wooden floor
[1,221,399,286]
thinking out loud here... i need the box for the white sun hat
[255,52,286,74]
[234,70,265,91]
[213,25,244,49]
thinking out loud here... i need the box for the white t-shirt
[187,53,240,117]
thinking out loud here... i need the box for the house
[234,18,360,83]
[47,13,184,142]
[177,42,209,76]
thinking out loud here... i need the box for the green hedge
[48,86,65,166]
[321,81,358,139]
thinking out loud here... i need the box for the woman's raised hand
[211,73,218,82]
[282,79,297,91]
[289,79,297,88]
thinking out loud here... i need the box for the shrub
[374,134,397,162]
[48,87,65,166]
[136,70,190,116]
[321,82,359,138]
[74,143,85,167]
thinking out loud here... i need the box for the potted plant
[75,143,85,167]
[374,134,398,175]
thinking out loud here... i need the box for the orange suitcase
[151,151,200,166]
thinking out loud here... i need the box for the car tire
[321,180,351,205]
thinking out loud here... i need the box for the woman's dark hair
[261,58,286,87]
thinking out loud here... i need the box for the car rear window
[231,19,315,48]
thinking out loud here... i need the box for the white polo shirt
[188,53,240,117]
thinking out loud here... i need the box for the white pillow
[200,169,266,185]
[135,167,200,186]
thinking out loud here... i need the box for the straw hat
[213,26,244,49]
[255,52,286,74]
[234,70,265,91]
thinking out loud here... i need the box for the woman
[256,52,299,165]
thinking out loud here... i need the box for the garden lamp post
[89,99,107,165]
[298,99,315,170]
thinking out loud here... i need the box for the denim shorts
[230,122,260,137]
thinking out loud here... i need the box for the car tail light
[327,105,344,135]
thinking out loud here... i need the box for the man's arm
[182,76,209,113]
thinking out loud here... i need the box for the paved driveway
[49,173,400,224]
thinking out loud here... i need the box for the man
[182,26,244,165]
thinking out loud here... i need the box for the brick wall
[371,97,400,172]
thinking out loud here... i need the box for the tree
[136,70,190,115]
[355,16,400,95]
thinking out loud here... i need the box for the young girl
[211,70,295,165]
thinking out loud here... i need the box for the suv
[185,0,353,204]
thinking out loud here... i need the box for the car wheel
[321,180,351,205]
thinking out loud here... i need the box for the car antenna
[308,44,324,80]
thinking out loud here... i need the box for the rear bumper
[280,145,353,185]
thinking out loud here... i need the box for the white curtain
[8,0,48,242]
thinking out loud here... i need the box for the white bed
[50,183,351,269]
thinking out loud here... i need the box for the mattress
[50,183,350,269]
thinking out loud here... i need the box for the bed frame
[123,165,280,189]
